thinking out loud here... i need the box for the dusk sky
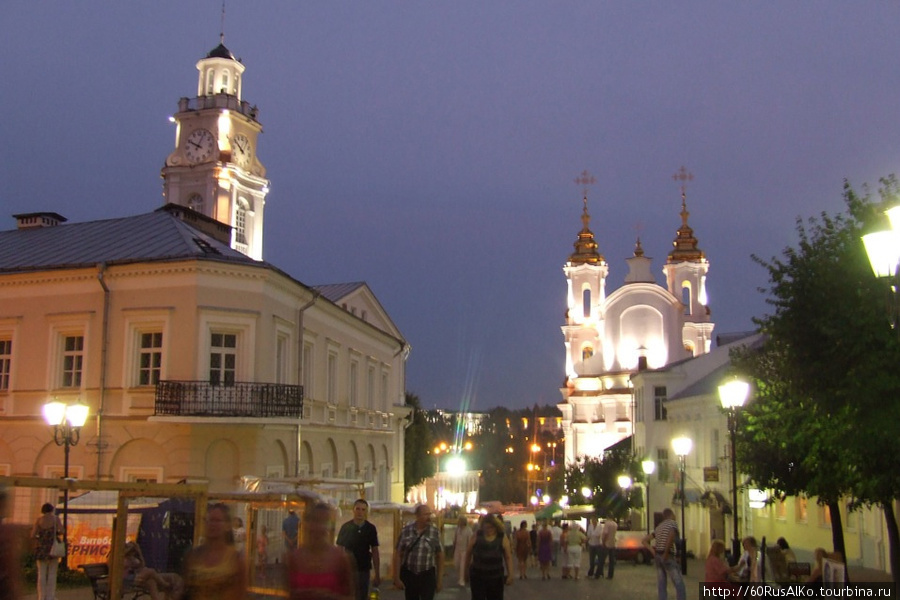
[3,3,898,411]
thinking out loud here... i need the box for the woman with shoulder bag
[32,503,63,600]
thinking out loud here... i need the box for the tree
[734,178,900,587]
[403,392,435,492]
[563,444,640,522]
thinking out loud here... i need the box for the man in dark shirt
[282,509,299,549]
[337,498,381,600]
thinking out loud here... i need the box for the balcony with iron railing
[154,380,303,418]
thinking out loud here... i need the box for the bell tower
[662,167,714,355]
[161,36,269,260]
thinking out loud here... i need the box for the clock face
[231,134,252,168]
[184,128,216,164]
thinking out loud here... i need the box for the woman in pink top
[286,502,354,600]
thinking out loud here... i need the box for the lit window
[797,497,808,523]
[138,332,163,386]
[210,333,237,386]
[62,335,84,388]
[0,338,11,391]
[235,201,247,245]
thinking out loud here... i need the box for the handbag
[49,515,66,558]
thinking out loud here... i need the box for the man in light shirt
[598,517,618,579]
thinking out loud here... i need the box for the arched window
[582,346,593,361]
[234,198,248,248]
[187,193,204,213]
[583,287,591,319]
[206,70,215,95]
[682,282,692,315]
[220,70,230,93]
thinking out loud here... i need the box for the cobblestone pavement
[24,557,893,600]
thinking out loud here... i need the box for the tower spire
[220,0,226,44]
[668,166,704,263]
[569,170,603,264]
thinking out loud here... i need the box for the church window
[582,346,593,361]
[582,288,591,319]
[220,70,230,93]
[187,193,204,213]
[209,332,237,386]
[206,70,215,95]
[654,386,668,421]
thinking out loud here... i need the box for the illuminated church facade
[558,178,714,464]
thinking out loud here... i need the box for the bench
[787,561,811,581]
[78,563,151,600]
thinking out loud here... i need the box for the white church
[558,180,714,464]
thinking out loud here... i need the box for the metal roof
[312,282,366,303]
[0,207,258,273]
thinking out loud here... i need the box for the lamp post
[672,436,692,575]
[718,378,751,565]
[43,399,89,570]
[862,204,900,334]
[642,459,656,534]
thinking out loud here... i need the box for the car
[615,530,653,565]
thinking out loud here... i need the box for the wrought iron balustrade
[155,380,303,418]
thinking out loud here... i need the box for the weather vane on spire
[672,166,693,204]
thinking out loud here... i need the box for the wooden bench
[787,561,811,581]
[78,563,150,600]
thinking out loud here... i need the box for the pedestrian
[559,523,570,578]
[452,516,473,587]
[282,509,300,549]
[566,524,585,580]
[287,502,354,600]
[642,507,685,600]
[598,516,618,579]
[529,523,538,568]
[537,520,552,580]
[256,525,269,582]
[514,520,531,579]
[232,517,246,555]
[464,514,512,600]
[393,504,444,600]
[549,521,562,567]
[336,498,381,600]
[31,502,63,600]
[182,503,247,600]
[585,517,601,578]
[0,484,22,600]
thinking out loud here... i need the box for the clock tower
[162,37,269,260]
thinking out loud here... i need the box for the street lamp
[863,205,900,332]
[672,436,692,575]
[43,399,89,569]
[642,459,656,534]
[718,378,751,565]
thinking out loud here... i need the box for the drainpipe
[295,291,320,476]
[96,263,111,480]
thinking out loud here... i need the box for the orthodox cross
[574,170,596,198]
[672,166,693,203]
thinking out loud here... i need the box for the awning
[672,487,703,506]
[701,490,733,515]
